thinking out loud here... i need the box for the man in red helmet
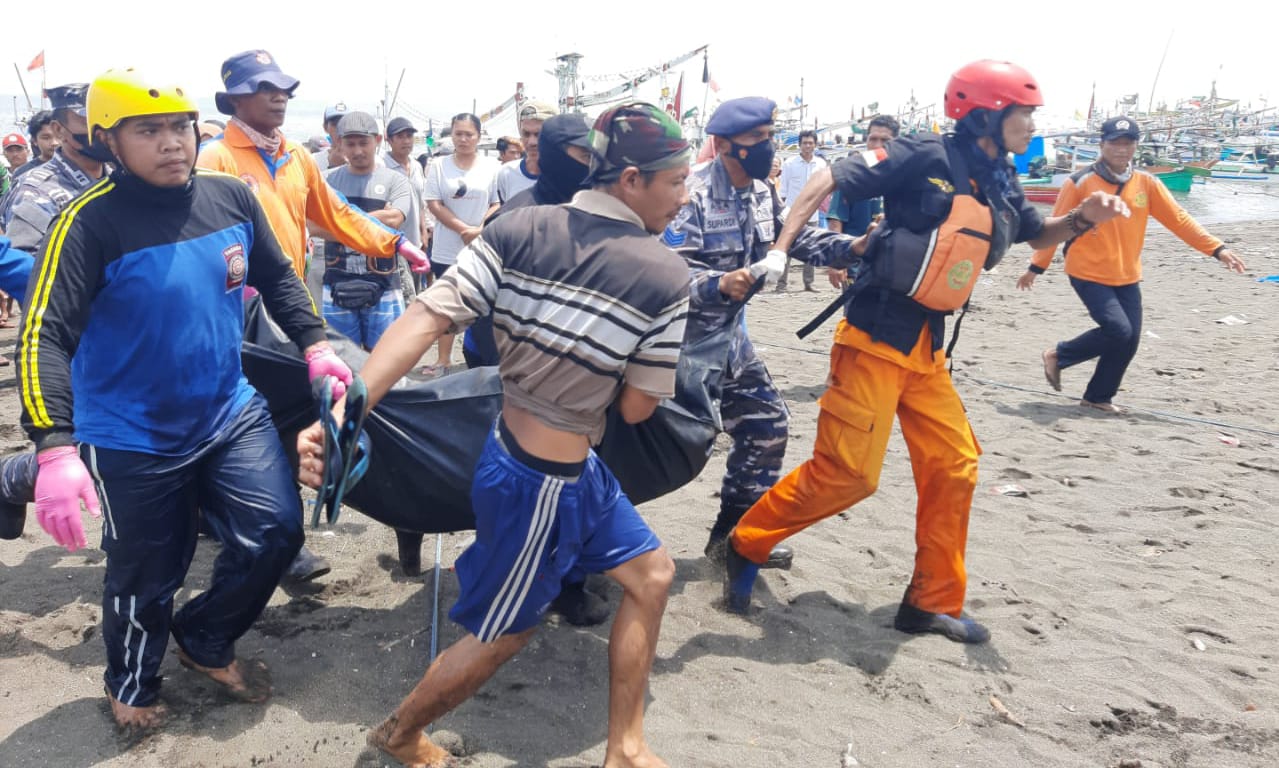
[720,61,1129,643]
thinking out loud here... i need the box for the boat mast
[1146,30,1174,115]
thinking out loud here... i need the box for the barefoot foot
[368,715,456,767]
[107,688,167,731]
[176,649,272,702]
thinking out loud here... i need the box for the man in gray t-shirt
[321,112,412,349]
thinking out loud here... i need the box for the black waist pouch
[330,278,384,309]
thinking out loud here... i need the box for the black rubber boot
[549,580,610,626]
[395,530,424,577]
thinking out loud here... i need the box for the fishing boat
[1183,159,1217,177]
[1019,176,1061,204]
[1150,167,1194,192]
[1209,147,1279,181]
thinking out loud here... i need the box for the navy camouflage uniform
[1,84,102,252]
[663,155,853,545]
[0,150,101,251]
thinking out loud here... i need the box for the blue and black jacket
[18,169,325,455]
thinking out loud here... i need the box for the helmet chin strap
[957,106,1015,155]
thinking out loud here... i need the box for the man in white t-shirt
[777,129,828,291]
[493,100,555,204]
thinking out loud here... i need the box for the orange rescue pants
[730,321,980,617]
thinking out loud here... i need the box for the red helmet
[944,60,1044,121]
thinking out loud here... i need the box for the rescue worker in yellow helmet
[17,68,350,730]
[721,61,1130,643]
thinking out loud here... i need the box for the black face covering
[533,114,593,204]
[72,132,116,164]
[728,138,775,180]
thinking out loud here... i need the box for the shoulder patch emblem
[662,225,686,248]
[1133,191,1148,208]
[239,173,259,193]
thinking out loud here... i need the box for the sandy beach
[2,218,1277,768]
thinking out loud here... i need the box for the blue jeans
[88,396,303,707]
[1055,277,1142,404]
[322,284,404,349]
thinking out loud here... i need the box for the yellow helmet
[87,68,198,144]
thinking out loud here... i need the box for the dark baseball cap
[386,116,416,137]
[1100,115,1140,141]
[541,113,591,150]
[215,50,299,115]
[337,111,380,138]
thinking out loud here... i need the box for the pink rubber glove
[306,344,352,399]
[397,238,432,275]
[34,446,100,552]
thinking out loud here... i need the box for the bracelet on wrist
[1066,207,1094,236]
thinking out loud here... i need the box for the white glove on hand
[751,250,788,281]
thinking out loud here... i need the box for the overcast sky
[3,0,1272,138]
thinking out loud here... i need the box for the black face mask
[535,143,590,204]
[728,138,775,180]
[71,132,115,164]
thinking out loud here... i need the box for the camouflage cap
[586,102,691,184]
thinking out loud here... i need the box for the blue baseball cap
[215,49,299,115]
[323,102,349,124]
[705,97,777,137]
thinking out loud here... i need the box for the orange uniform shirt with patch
[1030,169,1222,286]
[196,122,399,278]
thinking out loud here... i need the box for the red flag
[673,73,684,122]
[27,50,44,71]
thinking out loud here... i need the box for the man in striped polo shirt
[298,102,691,768]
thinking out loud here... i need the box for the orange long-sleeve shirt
[196,122,399,278]
[1030,168,1222,286]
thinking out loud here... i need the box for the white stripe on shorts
[476,476,562,642]
[490,478,563,639]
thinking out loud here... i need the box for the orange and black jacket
[197,121,400,279]
[830,133,1044,357]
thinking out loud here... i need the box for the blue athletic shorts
[450,423,660,643]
